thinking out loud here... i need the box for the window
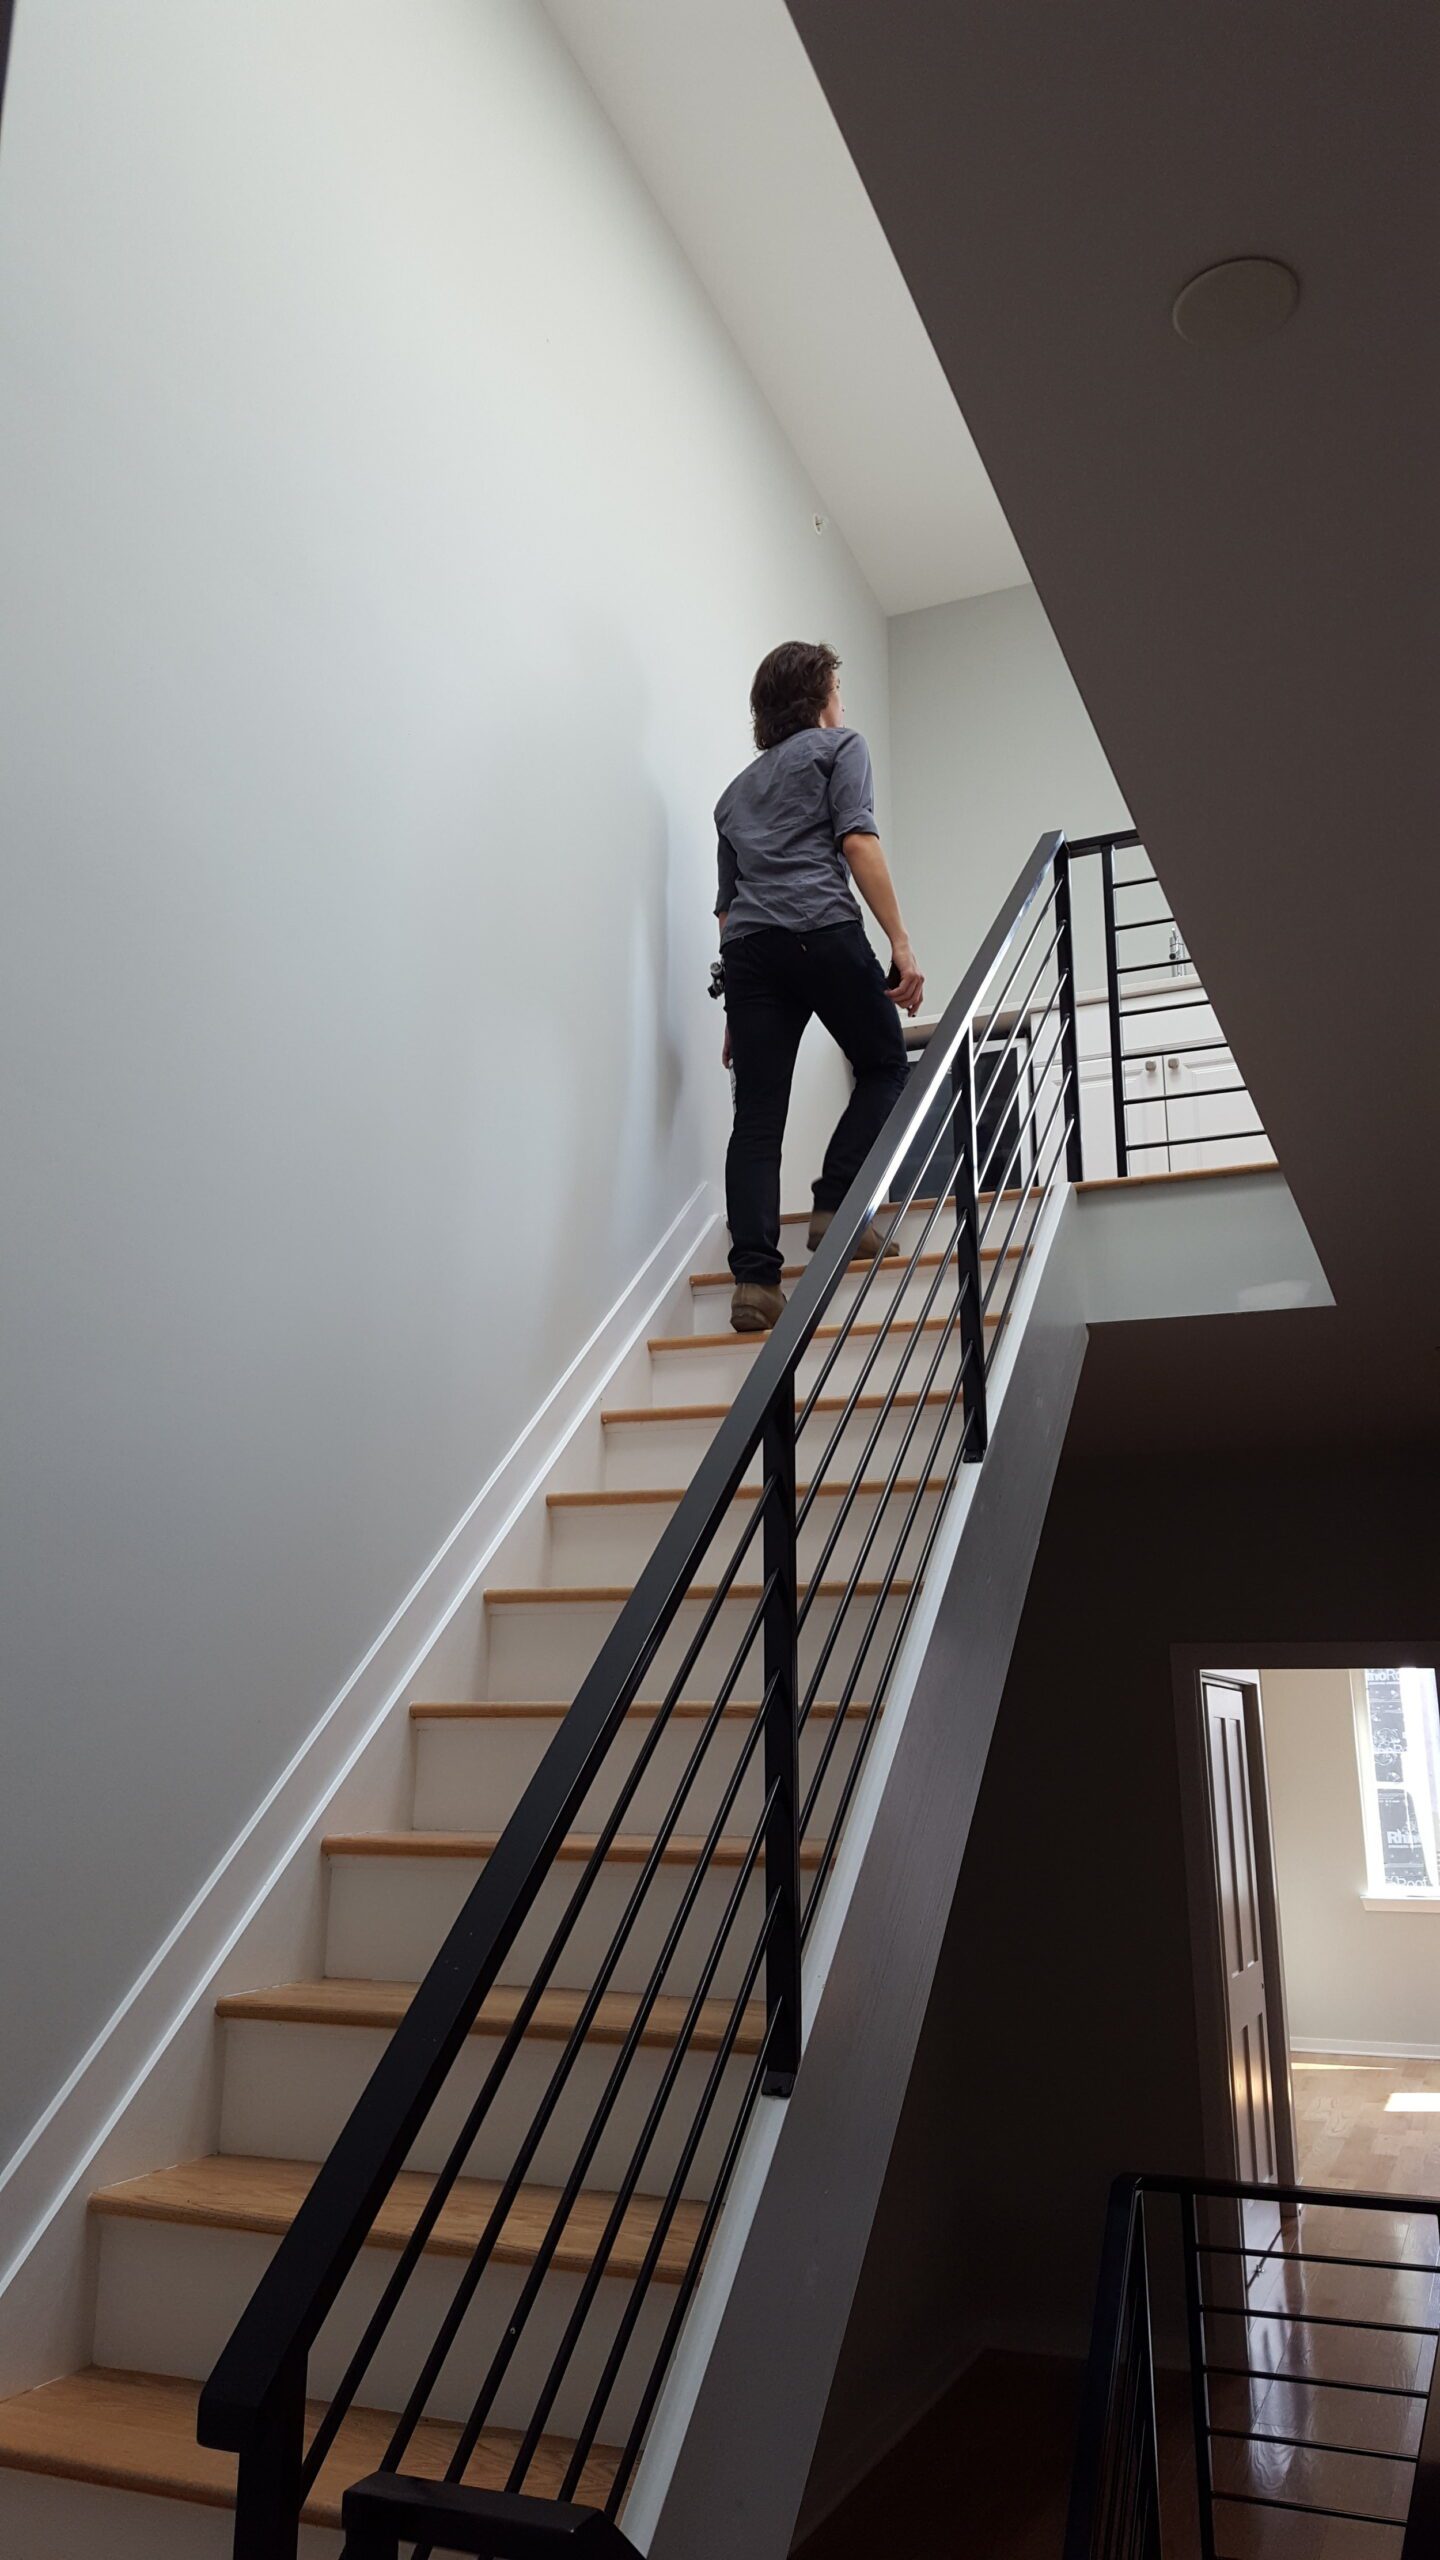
[1355,1667,1440,1897]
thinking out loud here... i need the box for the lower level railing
[1067,2174,1440,2560]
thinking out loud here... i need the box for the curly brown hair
[750,640,840,752]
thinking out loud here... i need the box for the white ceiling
[541,0,1027,617]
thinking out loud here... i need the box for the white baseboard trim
[1292,2036,1440,2062]
[0,1181,719,2391]
[790,2339,978,2545]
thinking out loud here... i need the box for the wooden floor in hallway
[1293,2049,1440,2195]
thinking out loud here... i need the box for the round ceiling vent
[1172,257,1300,347]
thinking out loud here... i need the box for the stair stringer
[627,1198,1088,2560]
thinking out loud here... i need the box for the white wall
[1262,1667,1440,2053]
[888,582,1130,991]
[0,0,888,2172]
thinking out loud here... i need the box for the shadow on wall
[444,613,701,1393]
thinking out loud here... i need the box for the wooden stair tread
[777,1188,1024,1225]
[546,1477,943,1509]
[409,1697,868,1722]
[1076,1157,1275,1192]
[690,1242,1022,1287]
[0,2366,618,2526]
[217,1977,767,2056]
[650,1315,979,1354]
[485,1577,912,1606]
[324,1828,829,1869]
[603,1387,962,1425]
[92,2153,703,2286]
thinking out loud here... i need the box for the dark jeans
[724,921,908,1286]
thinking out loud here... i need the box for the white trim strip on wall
[0,1181,719,2393]
[1292,2037,1440,2062]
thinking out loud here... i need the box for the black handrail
[0,0,15,144]
[1068,2172,1440,2560]
[201,829,1077,2554]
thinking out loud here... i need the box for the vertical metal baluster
[1132,2198,1163,2556]
[1053,844,1085,1181]
[232,2353,306,2560]
[1180,2190,1217,2560]
[761,1376,801,2097]
[1101,841,1129,1179]
[950,1032,988,1459]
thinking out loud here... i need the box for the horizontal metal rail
[1068,2173,1440,2560]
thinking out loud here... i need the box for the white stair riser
[413,1707,866,1837]
[0,2473,339,2557]
[602,1397,964,1495]
[768,1196,1027,1264]
[94,2215,672,2442]
[765,1192,1033,1265]
[546,1486,941,1585]
[649,1326,964,1409]
[220,2019,743,2200]
[326,1852,782,2000]
[483,1587,907,1704]
[686,1246,1010,1334]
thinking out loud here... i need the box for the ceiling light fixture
[1172,257,1300,347]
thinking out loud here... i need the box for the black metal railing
[198,830,1087,2557]
[1067,2174,1440,2560]
[1065,2177,1163,2560]
[1069,829,1273,1178]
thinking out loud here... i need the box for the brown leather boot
[730,1282,786,1334]
[806,1207,900,1261]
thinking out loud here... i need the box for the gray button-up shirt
[714,726,876,943]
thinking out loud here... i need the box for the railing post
[950,1031,989,1461]
[760,1375,801,2097]
[1100,841,1129,1179]
[1130,2200,1163,2558]
[1179,2189,1217,2560]
[232,2350,306,2560]
[1052,845,1085,1182]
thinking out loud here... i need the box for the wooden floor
[1293,2049,1440,2196]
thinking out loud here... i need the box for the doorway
[1179,1653,1440,2197]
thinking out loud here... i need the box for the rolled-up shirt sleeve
[827,730,878,839]
[715,830,739,917]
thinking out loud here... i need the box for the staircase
[0,1166,1026,2549]
[0,830,1257,2557]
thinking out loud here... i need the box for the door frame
[1172,1639,1440,2182]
